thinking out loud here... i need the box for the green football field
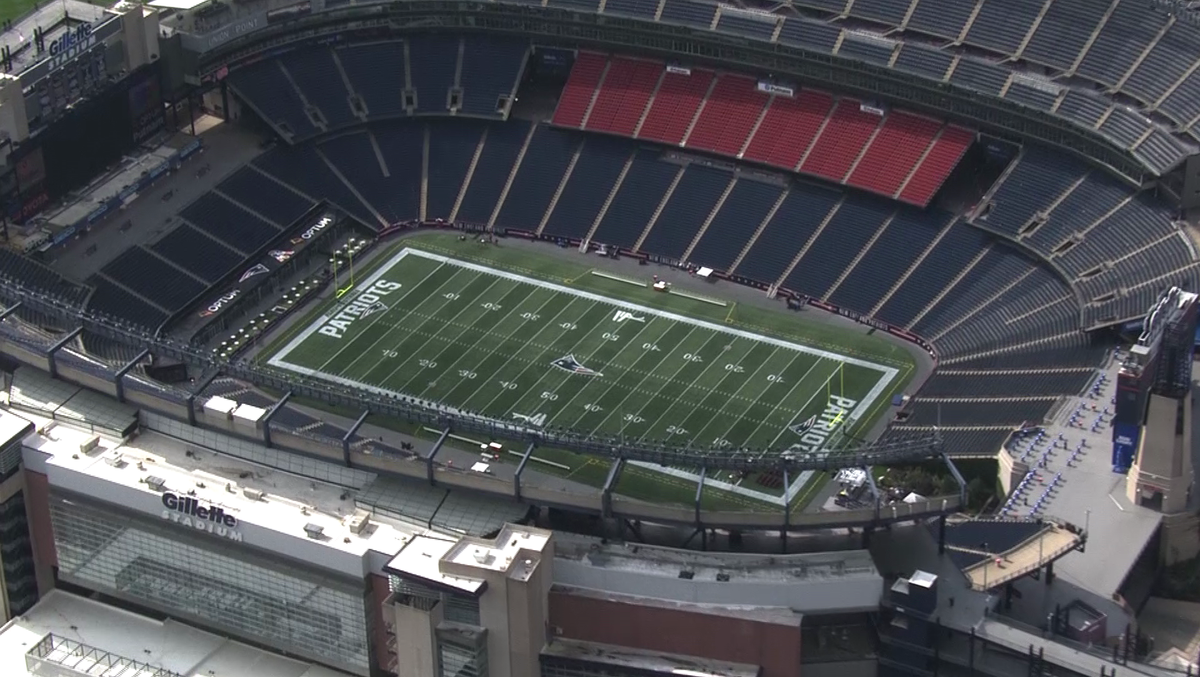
[267,244,904,505]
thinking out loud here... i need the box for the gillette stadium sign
[160,492,243,542]
[22,18,121,85]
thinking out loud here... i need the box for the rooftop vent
[103,452,126,468]
[716,572,730,582]
[303,523,325,539]
[243,488,265,501]
[145,476,167,492]
[347,510,370,535]
[678,570,695,580]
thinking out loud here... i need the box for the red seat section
[742,90,835,169]
[847,112,942,197]
[899,125,975,207]
[636,69,714,145]
[683,75,769,156]
[553,52,607,128]
[800,100,883,182]
[585,58,662,136]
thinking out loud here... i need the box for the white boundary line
[269,248,902,506]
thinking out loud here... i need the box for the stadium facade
[0,0,1197,677]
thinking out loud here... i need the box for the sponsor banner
[801,295,937,359]
[860,102,887,116]
[287,212,337,252]
[268,249,295,264]
[198,289,241,319]
[1111,422,1140,472]
[756,81,796,97]
[666,63,692,75]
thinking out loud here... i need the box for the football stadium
[0,0,1198,676]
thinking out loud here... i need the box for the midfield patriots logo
[612,310,646,323]
[551,354,602,376]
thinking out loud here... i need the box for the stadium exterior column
[514,441,536,501]
[601,459,625,519]
[426,428,450,485]
[46,327,82,379]
[0,303,21,321]
[780,467,790,554]
[942,453,969,506]
[342,410,370,466]
[114,349,150,403]
[863,465,882,520]
[263,391,292,447]
[186,369,220,426]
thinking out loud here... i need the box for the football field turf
[268,246,902,504]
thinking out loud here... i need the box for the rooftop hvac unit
[79,434,100,454]
[347,510,370,535]
[145,476,167,492]
[303,523,325,539]
[103,452,126,468]
[243,488,265,501]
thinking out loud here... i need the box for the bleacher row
[226,36,528,142]
[552,54,973,207]
[973,145,1200,327]
[770,0,1200,151]
[575,0,1194,174]
[86,166,314,328]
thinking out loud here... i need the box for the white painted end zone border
[268,248,900,506]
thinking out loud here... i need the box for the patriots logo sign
[789,415,818,436]
[359,301,388,319]
[551,355,602,376]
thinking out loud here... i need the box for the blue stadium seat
[687,178,783,272]
[542,137,632,241]
[408,35,459,114]
[456,120,532,224]
[426,119,485,220]
[496,125,579,231]
[783,198,893,298]
[639,165,732,260]
[458,38,527,117]
[590,150,682,249]
[281,48,357,130]
[228,60,318,141]
[150,224,244,284]
[336,41,407,120]
[876,221,986,327]
[180,193,282,254]
[827,209,944,314]
[217,166,315,228]
[737,184,842,286]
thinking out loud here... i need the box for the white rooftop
[387,524,553,593]
[14,407,423,562]
[0,409,33,448]
[0,589,351,677]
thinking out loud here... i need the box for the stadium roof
[0,590,350,677]
[148,0,209,10]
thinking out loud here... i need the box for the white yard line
[471,299,601,414]
[311,259,447,373]
[370,276,504,388]
[500,305,641,419]
[394,249,897,374]
[583,325,700,434]
[416,289,559,399]
[635,337,757,443]
[394,280,531,393]
[689,345,786,446]
[544,317,662,426]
